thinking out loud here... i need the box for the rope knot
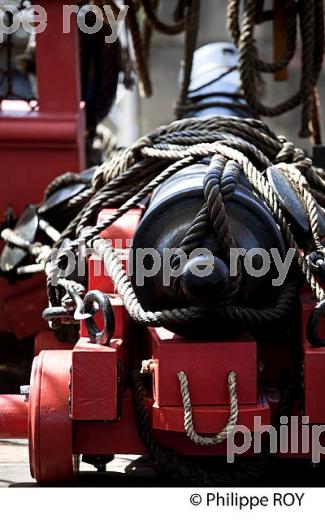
[275,141,295,163]
[141,359,156,374]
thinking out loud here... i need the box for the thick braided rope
[1,228,52,275]
[92,237,297,329]
[1,228,48,260]
[203,156,243,300]
[104,0,200,99]
[124,0,153,97]
[141,0,184,35]
[141,137,325,301]
[178,370,238,446]
[170,156,242,301]
[176,0,201,116]
[93,238,202,326]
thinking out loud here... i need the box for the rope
[130,369,296,483]
[130,369,270,485]
[178,370,238,446]
[170,156,242,301]
[227,0,325,137]
[90,237,297,329]
[99,0,201,99]
[44,172,89,200]
[1,228,52,272]
[175,0,201,116]
[44,116,325,326]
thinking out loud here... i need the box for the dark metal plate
[38,183,86,215]
[317,207,325,236]
[79,166,96,183]
[267,166,325,236]
[266,166,310,233]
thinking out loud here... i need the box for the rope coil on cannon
[40,115,325,342]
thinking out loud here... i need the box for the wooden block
[273,0,289,81]
[71,337,123,421]
[152,395,270,433]
[148,327,257,406]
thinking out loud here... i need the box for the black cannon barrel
[131,43,285,336]
[179,42,251,119]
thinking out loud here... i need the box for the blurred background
[139,0,325,155]
[1,0,324,152]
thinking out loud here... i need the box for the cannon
[1,42,325,485]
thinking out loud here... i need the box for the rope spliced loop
[178,370,238,446]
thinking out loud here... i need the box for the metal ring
[307,299,325,347]
[82,290,115,345]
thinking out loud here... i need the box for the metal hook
[82,290,115,346]
[67,285,92,321]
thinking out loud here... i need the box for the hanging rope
[178,370,238,446]
[227,0,325,137]
[130,369,270,485]
[96,0,201,99]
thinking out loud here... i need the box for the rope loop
[177,370,238,446]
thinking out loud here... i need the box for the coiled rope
[45,116,325,330]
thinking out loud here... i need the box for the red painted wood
[0,110,86,207]
[0,109,82,142]
[73,390,270,457]
[4,283,48,340]
[87,254,128,295]
[0,2,85,334]
[36,1,81,112]
[152,396,270,433]
[29,350,74,483]
[301,289,325,423]
[98,208,142,245]
[0,0,85,217]
[71,337,123,421]
[81,207,142,351]
[73,390,146,456]
[148,327,257,406]
[86,208,142,293]
[34,330,72,356]
[0,395,28,438]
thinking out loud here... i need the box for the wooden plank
[273,0,289,81]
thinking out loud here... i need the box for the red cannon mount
[1,206,325,485]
